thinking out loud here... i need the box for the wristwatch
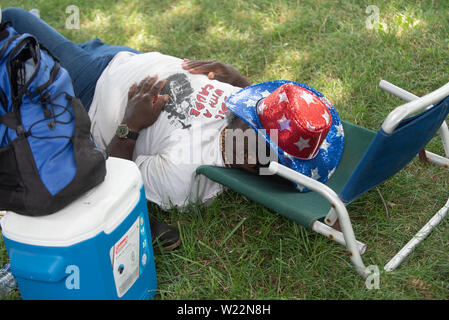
[116,124,139,140]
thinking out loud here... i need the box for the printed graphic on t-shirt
[189,83,229,120]
[160,73,230,130]
[160,73,193,129]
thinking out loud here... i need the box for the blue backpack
[0,23,106,216]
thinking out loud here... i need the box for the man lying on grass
[2,7,345,249]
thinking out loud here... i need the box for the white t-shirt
[88,51,241,209]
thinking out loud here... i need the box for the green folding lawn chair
[193,80,449,279]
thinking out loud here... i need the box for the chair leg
[384,197,449,272]
[423,150,449,168]
[437,121,449,158]
[268,162,370,279]
[324,207,338,227]
[312,220,367,255]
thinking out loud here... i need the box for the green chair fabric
[196,121,376,229]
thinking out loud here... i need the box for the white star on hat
[320,139,331,152]
[294,136,310,152]
[335,123,344,137]
[244,99,257,108]
[300,91,316,105]
[311,167,321,180]
[296,183,306,192]
[277,114,291,132]
[260,90,271,98]
[278,92,289,104]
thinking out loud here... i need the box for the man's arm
[182,59,251,88]
[107,75,169,159]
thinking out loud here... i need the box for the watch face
[117,124,129,138]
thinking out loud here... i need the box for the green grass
[1,0,449,300]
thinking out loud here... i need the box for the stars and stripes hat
[226,80,344,192]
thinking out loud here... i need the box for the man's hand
[122,75,169,132]
[107,75,168,160]
[182,59,251,88]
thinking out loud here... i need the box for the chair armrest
[379,80,419,102]
[380,81,449,134]
[379,79,449,158]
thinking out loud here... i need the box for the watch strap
[126,130,139,140]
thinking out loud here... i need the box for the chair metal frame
[267,80,449,278]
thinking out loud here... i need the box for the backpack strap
[36,61,60,93]
[0,112,29,139]
[0,88,7,111]
[0,22,11,41]
[0,112,20,130]
[0,34,21,60]
[0,29,9,41]
[35,62,61,118]
[39,43,60,62]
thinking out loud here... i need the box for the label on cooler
[110,216,141,298]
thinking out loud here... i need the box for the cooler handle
[9,249,68,282]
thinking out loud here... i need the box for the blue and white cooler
[0,157,157,300]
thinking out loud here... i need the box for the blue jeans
[1,7,141,111]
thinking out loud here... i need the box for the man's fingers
[156,79,167,96]
[149,79,166,101]
[141,75,158,94]
[209,73,229,83]
[187,63,222,75]
[135,76,149,93]
[182,60,223,72]
[154,94,169,113]
[207,72,229,83]
[128,82,138,99]
[182,59,211,69]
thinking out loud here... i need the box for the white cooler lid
[1,157,143,247]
